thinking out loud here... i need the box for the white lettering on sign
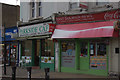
[104,10,120,20]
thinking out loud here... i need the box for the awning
[52,21,119,39]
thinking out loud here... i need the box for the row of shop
[1,9,119,76]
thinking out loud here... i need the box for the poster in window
[61,42,75,68]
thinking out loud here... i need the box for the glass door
[79,42,89,70]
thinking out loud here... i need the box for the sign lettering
[56,9,120,24]
[19,23,55,37]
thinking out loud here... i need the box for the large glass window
[90,42,107,70]
[41,39,54,64]
[22,40,32,56]
[61,41,75,68]
[41,39,54,57]
[90,42,106,56]
[97,43,106,56]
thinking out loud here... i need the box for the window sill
[92,4,112,9]
[29,17,43,22]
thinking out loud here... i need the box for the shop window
[90,42,107,70]
[41,39,54,64]
[97,43,106,56]
[41,39,54,57]
[21,40,32,65]
[61,41,75,68]
[90,43,106,56]
[80,43,88,57]
[90,43,96,56]
[22,40,32,56]
[10,44,18,66]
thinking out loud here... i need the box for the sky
[0,0,20,5]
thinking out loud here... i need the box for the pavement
[0,66,119,80]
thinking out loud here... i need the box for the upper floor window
[96,0,109,6]
[38,2,42,16]
[69,0,88,10]
[69,2,79,9]
[69,0,79,10]
[31,2,35,18]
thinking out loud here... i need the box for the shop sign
[19,23,55,37]
[5,27,18,41]
[56,9,120,24]
[41,57,54,63]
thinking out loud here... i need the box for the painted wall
[20,1,119,22]
[88,1,119,12]
[20,2,69,22]
[42,2,69,18]
[109,38,119,74]
[20,2,30,22]
[2,4,20,28]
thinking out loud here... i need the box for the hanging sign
[19,23,55,37]
[56,9,120,24]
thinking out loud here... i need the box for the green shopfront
[52,9,120,76]
[52,20,119,76]
[57,39,109,76]
[18,22,55,71]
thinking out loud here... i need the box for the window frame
[96,0,109,6]
[38,2,42,17]
[69,1,80,10]
[31,2,35,18]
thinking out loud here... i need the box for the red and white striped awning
[52,21,119,39]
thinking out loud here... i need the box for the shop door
[79,42,89,70]
[34,40,40,66]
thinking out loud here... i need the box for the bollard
[27,67,32,80]
[12,66,16,80]
[44,68,50,80]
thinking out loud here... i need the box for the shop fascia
[19,23,55,37]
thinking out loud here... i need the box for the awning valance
[52,21,119,39]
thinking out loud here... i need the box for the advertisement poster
[90,56,107,70]
[41,57,54,63]
[61,42,75,68]
[21,56,31,63]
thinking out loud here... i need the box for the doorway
[34,40,40,66]
[79,42,89,70]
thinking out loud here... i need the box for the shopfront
[52,15,119,76]
[5,27,19,66]
[18,22,55,71]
